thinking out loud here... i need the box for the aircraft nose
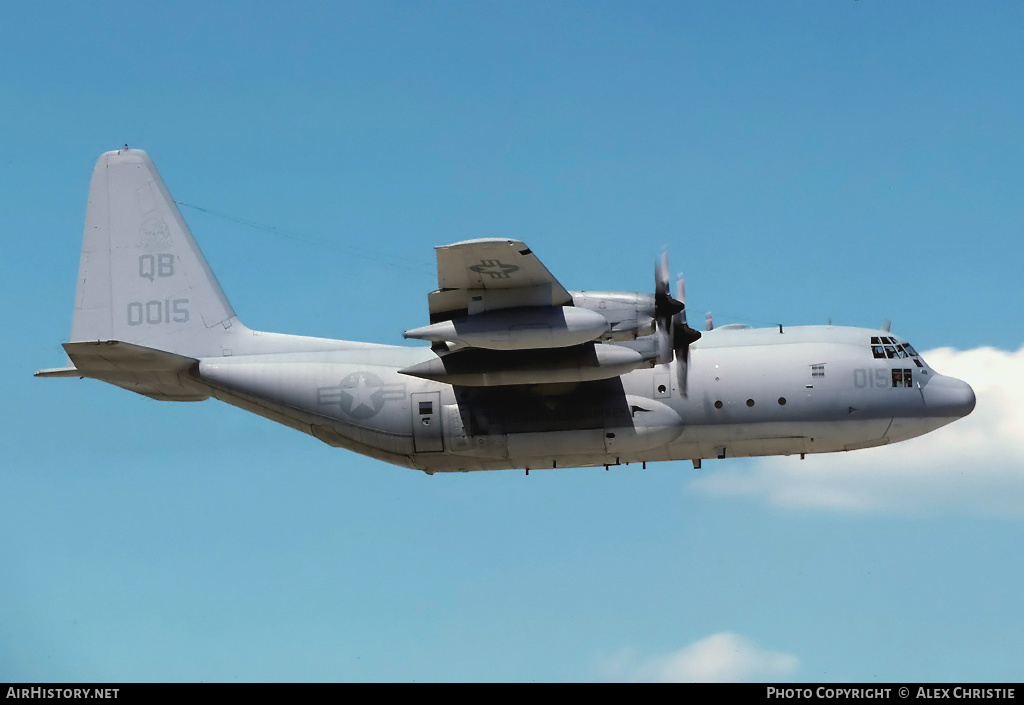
[921,374,976,419]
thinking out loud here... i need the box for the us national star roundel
[320,371,385,419]
[316,372,407,420]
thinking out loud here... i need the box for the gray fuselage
[194,323,975,473]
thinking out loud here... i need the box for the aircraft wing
[427,238,574,321]
[402,239,653,386]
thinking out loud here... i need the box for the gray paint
[38,149,976,474]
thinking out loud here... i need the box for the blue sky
[3,1,1023,682]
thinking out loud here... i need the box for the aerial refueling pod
[403,306,610,350]
[398,342,646,386]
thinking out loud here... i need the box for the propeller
[654,252,683,365]
[653,252,702,394]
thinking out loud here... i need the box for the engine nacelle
[570,291,656,341]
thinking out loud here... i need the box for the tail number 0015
[126,299,190,326]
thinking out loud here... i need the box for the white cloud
[690,346,1024,517]
[608,632,799,683]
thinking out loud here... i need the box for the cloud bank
[608,632,799,682]
[689,346,1024,517]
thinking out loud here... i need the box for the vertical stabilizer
[70,148,240,357]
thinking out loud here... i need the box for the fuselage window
[872,345,886,359]
[811,364,825,378]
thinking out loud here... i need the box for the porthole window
[657,384,667,394]
[714,400,723,409]
[778,397,787,405]
[746,399,755,407]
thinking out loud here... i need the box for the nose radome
[922,374,976,419]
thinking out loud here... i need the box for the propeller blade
[655,251,670,298]
[675,273,688,327]
[672,320,701,396]
[677,348,689,396]
[654,251,682,365]
[656,324,672,365]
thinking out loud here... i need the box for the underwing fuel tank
[403,306,610,350]
[398,343,645,386]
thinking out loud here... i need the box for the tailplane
[70,148,240,358]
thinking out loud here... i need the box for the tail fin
[70,148,240,358]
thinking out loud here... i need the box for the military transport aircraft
[37,148,976,474]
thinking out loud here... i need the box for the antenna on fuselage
[882,319,891,332]
[705,313,714,331]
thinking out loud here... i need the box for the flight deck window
[891,369,913,388]
[869,338,923,364]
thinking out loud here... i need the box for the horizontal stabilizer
[56,340,210,401]
[34,366,81,378]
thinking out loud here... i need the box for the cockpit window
[870,337,922,363]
